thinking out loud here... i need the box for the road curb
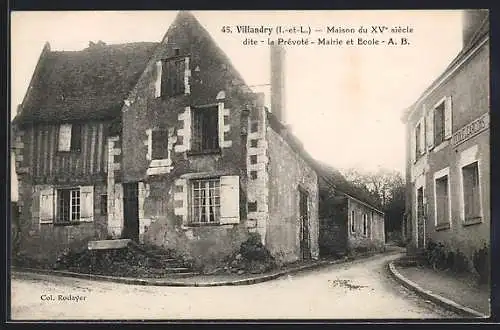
[11,249,403,287]
[387,259,488,318]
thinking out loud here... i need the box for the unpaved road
[10,252,459,320]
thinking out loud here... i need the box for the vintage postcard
[9,9,490,320]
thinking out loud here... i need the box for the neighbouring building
[317,163,385,257]
[12,11,320,270]
[401,10,489,271]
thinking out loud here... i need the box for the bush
[425,240,448,270]
[473,244,490,285]
[239,232,273,262]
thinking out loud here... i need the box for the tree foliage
[342,167,405,234]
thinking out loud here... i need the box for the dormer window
[58,123,82,152]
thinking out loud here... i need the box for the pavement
[388,257,491,318]
[12,246,405,287]
[10,251,460,320]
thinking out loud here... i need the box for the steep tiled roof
[14,42,158,125]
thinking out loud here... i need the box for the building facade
[401,10,489,271]
[12,11,320,270]
[318,166,385,257]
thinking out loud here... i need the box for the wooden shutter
[419,118,426,155]
[79,186,94,222]
[444,96,452,139]
[410,126,416,163]
[155,61,162,98]
[219,176,240,224]
[426,105,434,150]
[39,187,54,224]
[58,124,72,151]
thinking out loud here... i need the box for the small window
[250,170,258,180]
[363,214,368,236]
[435,175,450,228]
[434,101,446,145]
[351,210,356,233]
[56,188,80,224]
[191,107,219,152]
[250,155,258,164]
[248,201,257,212]
[191,178,221,224]
[161,58,185,97]
[462,162,481,222]
[173,48,180,56]
[100,194,108,216]
[250,139,258,148]
[151,130,169,160]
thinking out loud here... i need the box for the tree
[342,167,406,237]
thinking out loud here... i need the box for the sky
[10,10,464,200]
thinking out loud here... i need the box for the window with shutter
[39,188,54,224]
[191,178,221,224]
[58,124,82,152]
[219,175,240,225]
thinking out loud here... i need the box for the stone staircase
[63,239,200,278]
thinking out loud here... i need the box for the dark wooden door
[123,182,139,242]
[299,189,311,260]
[416,187,425,249]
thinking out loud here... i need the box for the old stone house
[401,10,489,272]
[317,164,385,257]
[12,11,320,269]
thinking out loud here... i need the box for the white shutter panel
[58,124,72,151]
[419,118,426,155]
[39,187,54,224]
[79,186,94,222]
[427,106,434,150]
[444,96,452,139]
[219,176,240,224]
[154,61,162,98]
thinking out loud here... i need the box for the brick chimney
[270,44,286,124]
[462,9,488,48]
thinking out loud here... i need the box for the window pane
[71,124,82,151]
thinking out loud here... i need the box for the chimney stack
[462,9,488,48]
[270,44,286,124]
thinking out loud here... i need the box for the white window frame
[190,177,221,225]
[433,167,451,230]
[55,187,81,224]
[458,145,483,226]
